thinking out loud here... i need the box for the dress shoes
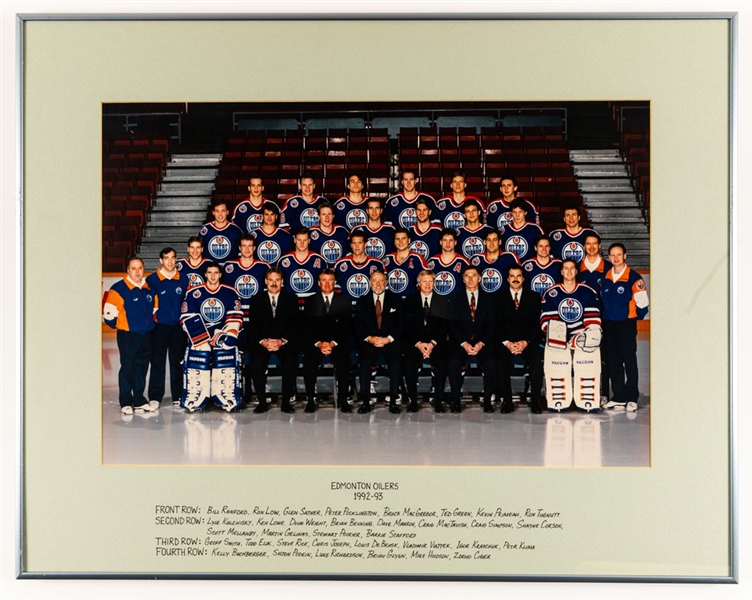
[407,401,420,413]
[450,400,462,413]
[529,401,542,414]
[433,402,446,413]
[388,401,401,415]
[304,398,317,413]
[500,401,514,414]
[357,400,372,414]
[280,400,295,414]
[339,401,353,413]
[253,400,269,414]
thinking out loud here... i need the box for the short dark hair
[500,175,518,188]
[126,256,144,269]
[159,247,177,259]
[262,201,280,216]
[461,264,480,277]
[211,199,229,211]
[463,198,482,212]
[533,234,551,247]
[300,171,315,183]
[585,232,602,244]
[415,197,433,211]
[349,230,367,244]
[509,199,528,213]
[265,266,284,279]
[318,268,336,279]
[440,228,458,240]
[401,168,418,180]
[560,258,578,271]
[393,227,410,241]
[506,264,524,279]
[484,228,501,240]
[451,170,466,182]
[346,171,364,185]
[248,174,263,184]
[240,234,256,244]
[187,235,204,248]
[562,205,581,217]
[366,197,383,209]
[204,261,221,274]
[608,242,627,254]
[292,226,311,239]
[317,200,334,214]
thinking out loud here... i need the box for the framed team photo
[11,9,740,591]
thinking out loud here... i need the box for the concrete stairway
[571,149,650,270]
[139,154,221,271]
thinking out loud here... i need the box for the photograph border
[4,5,746,594]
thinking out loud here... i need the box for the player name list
[151,482,565,566]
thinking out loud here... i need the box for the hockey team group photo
[101,101,651,467]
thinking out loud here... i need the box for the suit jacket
[303,292,352,349]
[496,288,542,347]
[354,290,403,343]
[403,293,450,348]
[247,290,301,346]
[448,289,496,350]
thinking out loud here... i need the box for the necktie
[324,295,330,314]
[514,292,519,309]
[375,295,382,330]
[469,293,476,322]
[423,296,430,326]
[271,295,277,318]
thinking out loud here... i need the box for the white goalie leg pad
[181,347,212,411]
[573,346,601,412]
[211,347,242,411]
[544,345,573,411]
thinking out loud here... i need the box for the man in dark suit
[496,265,543,413]
[302,269,353,413]
[353,270,403,414]
[447,265,497,413]
[246,267,301,413]
[403,270,450,413]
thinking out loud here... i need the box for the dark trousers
[403,345,447,403]
[448,346,496,403]
[148,322,186,403]
[497,344,542,408]
[358,342,402,400]
[248,343,298,403]
[302,344,350,405]
[604,319,639,402]
[116,329,152,408]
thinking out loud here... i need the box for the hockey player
[103,256,158,415]
[279,171,328,230]
[522,235,563,295]
[146,247,189,408]
[456,199,494,260]
[277,227,326,300]
[221,235,269,325]
[198,200,243,264]
[382,228,429,297]
[334,231,384,302]
[485,175,540,230]
[549,205,598,263]
[601,243,649,412]
[407,197,443,260]
[434,170,484,230]
[251,202,292,264]
[232,175,268,234]
[500,199,544,262]
[177,236,211,288]
[179,262,243,412]
[309,201,349,266]
[352,198,396,260]
[383,168,435,228]
[471,229,520,295]
[540,259,602,412]
[427,228,470,297]
[334,172,369,230]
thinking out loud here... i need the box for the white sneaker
[121,405,134,415]
[149,400,160,411]
[135,403,157,413]
[173,399,181,407]
[626,401,638,412]
[612,403,626,412]
[603,399,625,410]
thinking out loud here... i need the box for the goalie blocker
[540,260,603,412]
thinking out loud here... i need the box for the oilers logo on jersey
[562,242,585,262]
[558,298,584,323]
[444,211,465,230]
[300,208,319,228]
[208,236,232,260]
[481,268,503,293]
[461,236,484,258]
[506,236,529,258]
[398,208,418,228]
[244,214,263,232]
[235,275,259,298]
[187,273,204,287]
[365,238,386,259]
[344,208,367,229]
[434,272,456,295]
[531,274,555,294]
[409,241,430,260]
[258,241,282,263]
[346,274,370,298]
[321,240,343,263]
[201,297,225,324]
[290,269,315,294]
[387,269,409,294]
